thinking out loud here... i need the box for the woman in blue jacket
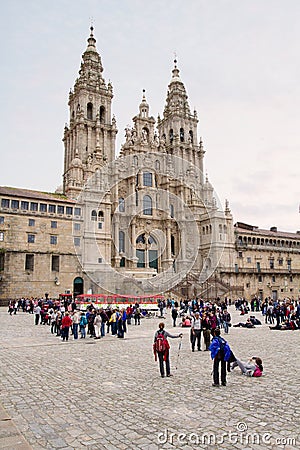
[209,328,231,387]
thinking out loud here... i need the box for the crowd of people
[8,297,144,341]
[7,293,300,386]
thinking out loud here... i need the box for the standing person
[117,312,125,338]
[88,309,96,337]
[221,309,231,334]
[209,311,218,336]
[8,302,14,315]
[34,304,41,325]
[126,304,133,325]
[153,322,182,378]
[79,312,87,338]
[191,311,202,351]
[121,308,127,334]
[110,309,117,335]
[99,308,108,337]
[209,328,231,387]
[61,312,72,342]
[134,305,141,325]
[171,307,178,327]
[93,311,102,339]
[202,312,211,351]
[50,309,57,334]
[72,310,80,339]
[158,300,164,318]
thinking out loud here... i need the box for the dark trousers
[73,323,78,339]
[35,314,40,325]
[213,355,226,385]
[203,329,211,350]
[158,351,170,377]
[191,329,202,350]
[62,326,70,341]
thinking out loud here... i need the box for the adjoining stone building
[0,28,299,302]
[219,222,300,301]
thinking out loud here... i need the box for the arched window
[119,230,125,253]
[98,211,104,221]
[171,235,175,255]
[170,204,174,218]
[189,130,193,143]
[143,195,152,215]
[169,129,174,143]
[99,106,105,123]
[136,234,146,244]
[87,102,93,120]
[91,210,97,221]
[143,172,152,187]
[180,128,184,142]
[141,127,149,142]
[118,198,125,212]
[148,235,157,245]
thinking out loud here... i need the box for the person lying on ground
[231,356,263,377]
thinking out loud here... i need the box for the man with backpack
[209,328,231,387]
[153,322,182,378]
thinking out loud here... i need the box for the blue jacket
[209,336,231,361]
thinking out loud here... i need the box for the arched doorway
[73,277,84,297]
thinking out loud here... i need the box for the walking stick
[175,335,183,371]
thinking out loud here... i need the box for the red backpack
[155,331,169,353]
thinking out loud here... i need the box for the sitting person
[249,316,262,325]
[233,317,255,328]
[269,319,299,330]
[181,316,191,327]
[231,356,263,377]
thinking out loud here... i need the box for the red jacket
[61,315,72,328]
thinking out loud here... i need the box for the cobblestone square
[0,306,299,449]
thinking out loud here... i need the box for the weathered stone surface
[0,307,299,449]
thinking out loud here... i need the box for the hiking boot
[212,383,220,387]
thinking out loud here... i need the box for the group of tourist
[43,303,143,341]
[8,297,144,341]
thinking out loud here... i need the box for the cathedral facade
[0,28,299,302]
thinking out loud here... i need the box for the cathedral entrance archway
[73,277,84,297]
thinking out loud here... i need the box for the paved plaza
[0,305,299,450]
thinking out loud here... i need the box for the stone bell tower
[157,60,205,185]
[63,26,117,199]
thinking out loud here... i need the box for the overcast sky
[1,0,299,232]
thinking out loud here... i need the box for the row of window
[27,234,58,245]
[161,129,194,144]
[84,103,105,122]
[238,235,300,248]
[118,196,175,218]
[0,199,81,216]
[0,254,61,272]
[25,254,60,272]
[238,253,292,269]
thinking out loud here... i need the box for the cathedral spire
[139,89,149,118]
[171,58,181,83]
[86,26,97,51]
